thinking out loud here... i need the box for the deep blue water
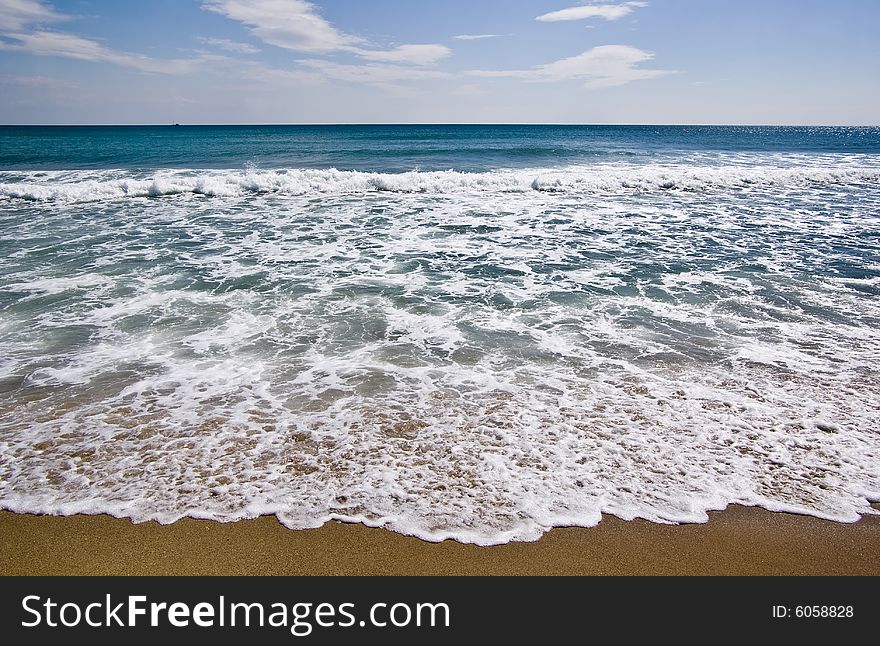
[2,125,879,171]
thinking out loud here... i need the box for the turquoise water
[2,125,880,171]
[1,126,878,543]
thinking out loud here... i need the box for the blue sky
[1,0,878,124]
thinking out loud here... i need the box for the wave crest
[2,164,879,203]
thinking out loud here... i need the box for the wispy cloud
[202,0,360,54]
[469,44,673,88]
[0,0,203,74]
[0,0,66,31]
[453,34,502,41]
[196,36,260,54]
[202,0,451,71]
[0,29,202,74]
[0,73,77,90]
[356,44,451,66]
[297,59,450,86]
[536,2,647,23]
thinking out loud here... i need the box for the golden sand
[1,506,878,576]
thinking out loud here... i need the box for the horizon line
[1,122,879,128]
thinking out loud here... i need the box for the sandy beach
[1,506,877,576]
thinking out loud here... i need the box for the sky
[0,0,878,125]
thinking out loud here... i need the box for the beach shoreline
[2,506,878,576]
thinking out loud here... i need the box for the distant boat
[173,123,181,127]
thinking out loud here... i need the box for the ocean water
[0,125,879,544]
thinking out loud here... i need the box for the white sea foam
[7,274,115,296]
[0,158,879,544]
[1,160,879,204]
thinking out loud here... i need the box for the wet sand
[1,505,878,576]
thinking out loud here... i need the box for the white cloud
[453,34,501,41]
[203,0,451,70]
[196,36,260,54]
[536,2,646,23]
[0,0,65,31]
[0,1,203,74]
[297,59,450,86]
[0,73,76,89]
[356,44,451,66]
[0,30,201,74]
[449,83,484,97]
[469,44,673,89]
[202,0,361,53]
[236,60,323,86]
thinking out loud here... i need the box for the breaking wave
[2,163,879,203]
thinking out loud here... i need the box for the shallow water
[1,126,879,544]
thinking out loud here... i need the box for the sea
[0,124,878,544]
